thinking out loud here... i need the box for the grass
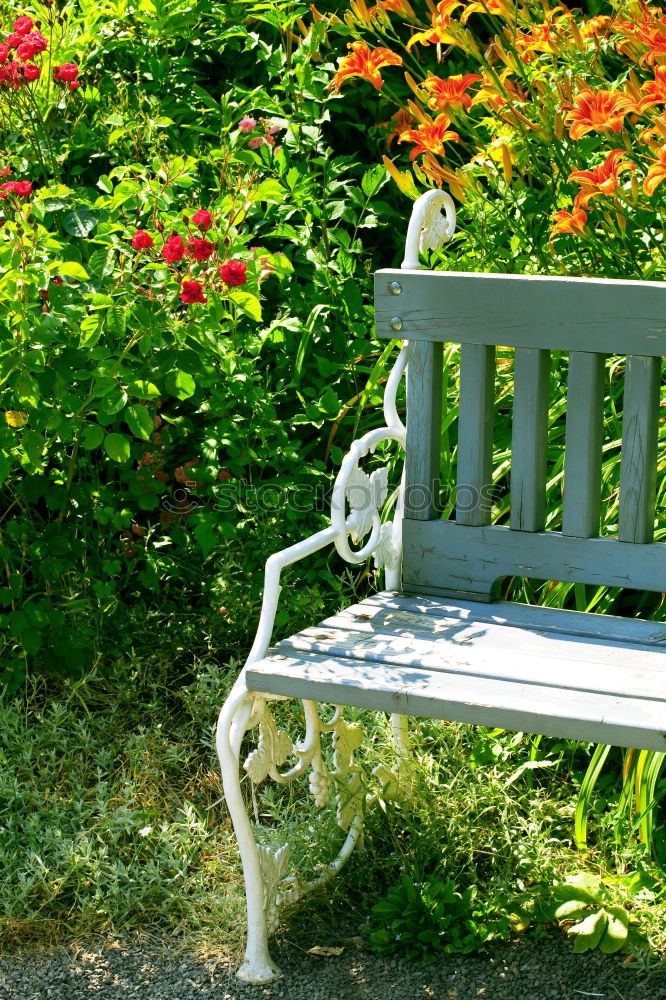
[2,647,665,962]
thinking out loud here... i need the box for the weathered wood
[402,521,666,600]
[404,340,442,520]
[361,592,666,646]
[618,355,661,543]
[375,269,666,355]
[280,621,666,698]
[563,352,605,538]
[456,344,495,526]
[511,348,551,531]
[247,652,666,752]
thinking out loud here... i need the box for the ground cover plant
[1,0,666,973]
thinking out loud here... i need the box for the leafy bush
[0,1,404,692]
[369,875,511,960]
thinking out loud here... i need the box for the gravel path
[2,923,665,1000]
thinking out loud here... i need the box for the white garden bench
[216,192,666,983]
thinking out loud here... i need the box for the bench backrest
[375,269,666,602]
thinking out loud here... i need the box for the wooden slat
[563,352,605,538]
[618,355,661,543]
[247,652,666,751]
[510,348,551,531]
[361,592,666,646]
[278,622,666,700]
[404,340,442,520]
[375,270,666,356]
[456,344,495,526]
[402,521,666,601]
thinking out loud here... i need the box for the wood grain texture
[402,520,666,600]
[247,651,666,751]
[511,348,551,531]
[456,343,495,526]
[362,591,666,645]
[563,352,605,538]
[404,340,443,520]
[374,269,666,355]
[618,355,661,543]
[280,620,666,698]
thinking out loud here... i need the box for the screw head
[390,316,403,332]
[389,281,402,295]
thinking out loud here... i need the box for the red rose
[68,80,79,90]
[162,233,184,264]
[0,61,22,88]
[0,43,10,63]
[0,179,32,198]
[16,31,46,59]
[6,33,22,48]
[21,62,39,81]
[12,16,33,35]
[132,229,154,250]
[185,237,215,261]
[220,259,247,287]
[180,280,207,304]
[191,209,212,232]
[52,276,63,285]
[53,62,78,82]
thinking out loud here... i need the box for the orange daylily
[470,68,528,109]
[563,89,636,139]
[567,149,635,206]
[330,41,403,92]
[639,64,666,108]
[460,0,513,23]
[616,6,666,65]
[581,15,612,38]
[643,145,666,194]
[638,109,666,144]
[406,0,462,50]
[398,113,460,159]
[385,107,416,148]
[550,194,588,236]
[423,72,482,110]
[368,0,416,16]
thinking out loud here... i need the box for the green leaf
[126,404,153,441]
[127,380,160,399]
[362,163,387,198]
[194,521,218,557]
[104,432,131,463]
[56,261,89,282]
[252,178,285,204]
[165,371,195,400]
[229,289,262,322]
[80,314,102,347]
[81,423,105,450]
[599,906,629,954]
[0,453,9,483]
[88,247,116,278]
[63,207,98,238]
[569,909,608,953]
[15,373,39,407]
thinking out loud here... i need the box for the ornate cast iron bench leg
[216,191,456,983]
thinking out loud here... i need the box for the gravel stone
[1,925,665,1000]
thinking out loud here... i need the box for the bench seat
[246,591,666,752]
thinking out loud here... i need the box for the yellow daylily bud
[382,155,420,199]
[501,142,512,184]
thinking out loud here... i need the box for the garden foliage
[327,0,666,277]
[0,0,402,691]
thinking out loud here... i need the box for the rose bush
[0,2,401,691]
